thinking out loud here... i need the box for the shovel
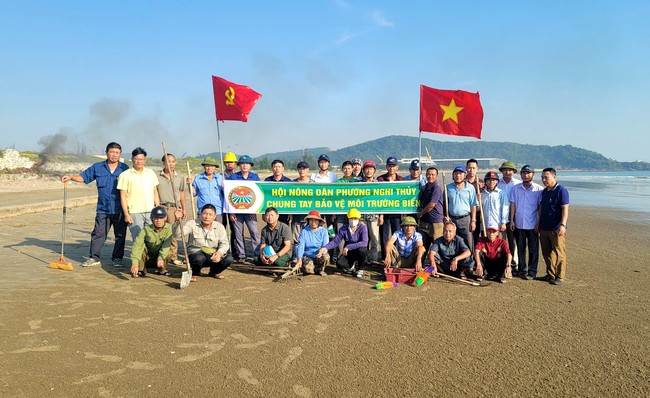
[162,142,192,289]
[48,181,73,271]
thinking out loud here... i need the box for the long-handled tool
[436,272,480,286]
[186,160,197,218]
[162,143,192,289]
[48,181,73,271]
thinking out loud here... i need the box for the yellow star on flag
[440,99,464,123]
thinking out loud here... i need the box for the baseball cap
[520,164,534,173]
[484,171,499,180]
[362,160,376,169]
[352,158,362,165]
[297,161,309,169]
[318,154,330,162]
[386,156,398,166]
[486,224,500,232]
[453,165,467,173]
[409,159,421,170]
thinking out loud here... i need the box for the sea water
[546,171,650,222]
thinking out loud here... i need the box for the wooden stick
[436,272,480,286]
[162,143,190,275]
[474,179,487,238]
[442,172,449,219]
[186,160,197,217]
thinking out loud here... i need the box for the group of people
[62,142,570,285]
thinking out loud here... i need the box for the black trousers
[478,252,507,279]
[189,251,234,276]
[90,213,127,261]
[336,247,369,273]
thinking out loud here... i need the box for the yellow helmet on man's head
[224,152,237,163]
[347,208,361,219]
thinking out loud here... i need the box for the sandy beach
[0,182,648,398]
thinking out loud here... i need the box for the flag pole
[418,131,422,163]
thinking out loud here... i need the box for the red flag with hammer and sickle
[212,76,262,122]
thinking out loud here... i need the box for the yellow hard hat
[224,152,237,162]
[347,208,361,219]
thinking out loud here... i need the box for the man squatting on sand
[66,145,570,285]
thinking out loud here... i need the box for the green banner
[224,181,420,214]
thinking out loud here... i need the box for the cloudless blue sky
[1,0,648,161]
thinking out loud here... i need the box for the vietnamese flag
[419,85,484,139]
[212,76,262,122]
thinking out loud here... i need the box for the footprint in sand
[236,340,268,349]
[237,368,260,386]
[319,310,337,319]
[274,327,290,339]
[315,323,328,333]
[126,361,163,370]
[230,333,250,342]
[281,347,303,371]
[293,384,312,397]
[175,342,225,362]
[328,296,350,302]
[74,369,126,384]
[84,352,122,362]
[28,319,42,330]
[11,345,59,354]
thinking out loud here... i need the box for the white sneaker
[356,270,364,278]
[81,258,101,267]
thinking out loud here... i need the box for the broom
[48,181,73,271]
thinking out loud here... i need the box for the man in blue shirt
[445,165,478,251]
[383,216,425,271]
[264,159,292,224]
[61,142,129,267]
[417,166,444,249]
[228,155,261,262]
[537,168,570,285]
[191,156,225,222]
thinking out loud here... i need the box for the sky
[1,0,649,162]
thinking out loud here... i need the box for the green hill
[206,135,649,171]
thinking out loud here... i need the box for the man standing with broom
[61,142,129,267]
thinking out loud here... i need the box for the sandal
[213,274,225,279]
[155,269,172,276]
[190,275,198,282]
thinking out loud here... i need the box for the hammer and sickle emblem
[225,86,235,106]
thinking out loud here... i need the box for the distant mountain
[208,135,649,171]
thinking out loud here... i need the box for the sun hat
[304,210,326,224]
[362,160,376,169]
[201,156,220,167]
[401,216,418,227]
[484,171,499,181]
[453,165,467,173]
[237,155,254,166]
[499,161,517,172]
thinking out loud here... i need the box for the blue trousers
[90,213,127,261]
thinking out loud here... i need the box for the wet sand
[0,188,648,397]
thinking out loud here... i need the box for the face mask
[349,219,359,227]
